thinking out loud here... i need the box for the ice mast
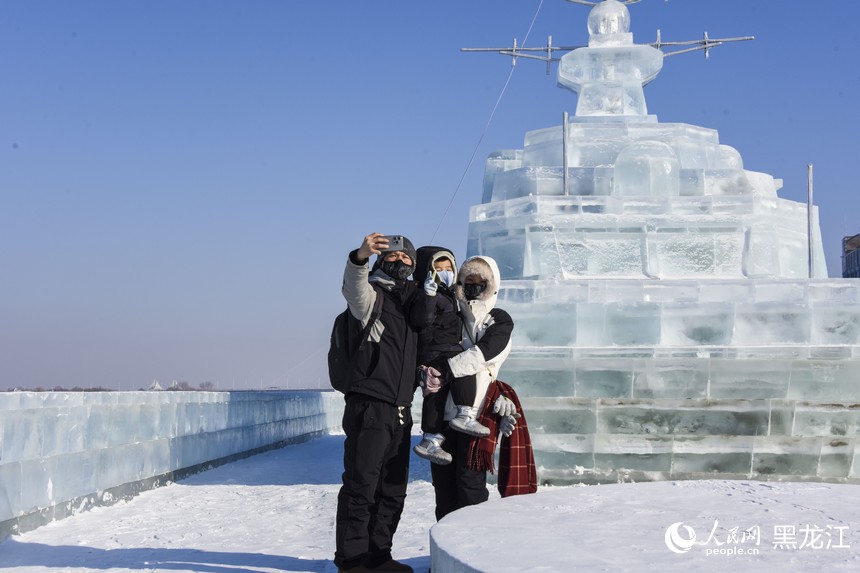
[463,0,754,117]
[558,0,662,116]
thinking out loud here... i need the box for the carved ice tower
[559,0,662,117]
[466,0,860,484]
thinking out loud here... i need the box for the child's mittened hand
[424,271,438,296]
[418,365,443,395]
[424,366,442,391]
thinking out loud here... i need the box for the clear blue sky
[2,0,859,391]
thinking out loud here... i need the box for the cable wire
[430,0,545,243]
[289,2,546,390]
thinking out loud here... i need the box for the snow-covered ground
[0,433,858,572]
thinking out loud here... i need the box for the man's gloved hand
[424,271,438,296]
[493,395,517,417]
[418,365,443,397]
[499,414,518,438]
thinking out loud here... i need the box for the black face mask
[463,281,488,301]
[381,260,413,281]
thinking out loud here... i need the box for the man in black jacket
[334,232,418,573]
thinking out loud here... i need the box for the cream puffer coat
[442,255,514,421]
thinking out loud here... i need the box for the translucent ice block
[660,303,733,345]
[752,436,821,477]
[614,141,680,197]
[604,302,660,345]
[672,436,754,475]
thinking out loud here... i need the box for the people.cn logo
[664,522,697,554]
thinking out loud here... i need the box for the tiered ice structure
[468,0,860,484]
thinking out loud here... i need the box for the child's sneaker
[449,406,490,437]
[413,433,452,465]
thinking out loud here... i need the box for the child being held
[410,246,488,466]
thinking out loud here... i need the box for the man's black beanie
[372,236,418,273]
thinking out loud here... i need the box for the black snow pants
[420,373,477,435]
[430,425,489,521]
[334,393,413,570]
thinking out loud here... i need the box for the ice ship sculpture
[466,0,860,484]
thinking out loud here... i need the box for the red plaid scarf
[465,380,538,498]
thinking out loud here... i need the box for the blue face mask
[436,270,455,287]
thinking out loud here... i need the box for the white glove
[493,395,517,417]
[424,271,438,296]
[418,365,442,396]
[499,414,517,438]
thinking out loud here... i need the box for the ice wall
[500,279,860,350]
[522,398,860,485]
[0,390,345,539]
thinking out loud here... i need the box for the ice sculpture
[465,0,860,484]
[558,0,662,117]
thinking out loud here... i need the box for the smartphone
[381,235,405,252]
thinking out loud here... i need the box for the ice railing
[0,390,345,539]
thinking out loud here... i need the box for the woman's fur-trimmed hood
[454,255,500,312]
